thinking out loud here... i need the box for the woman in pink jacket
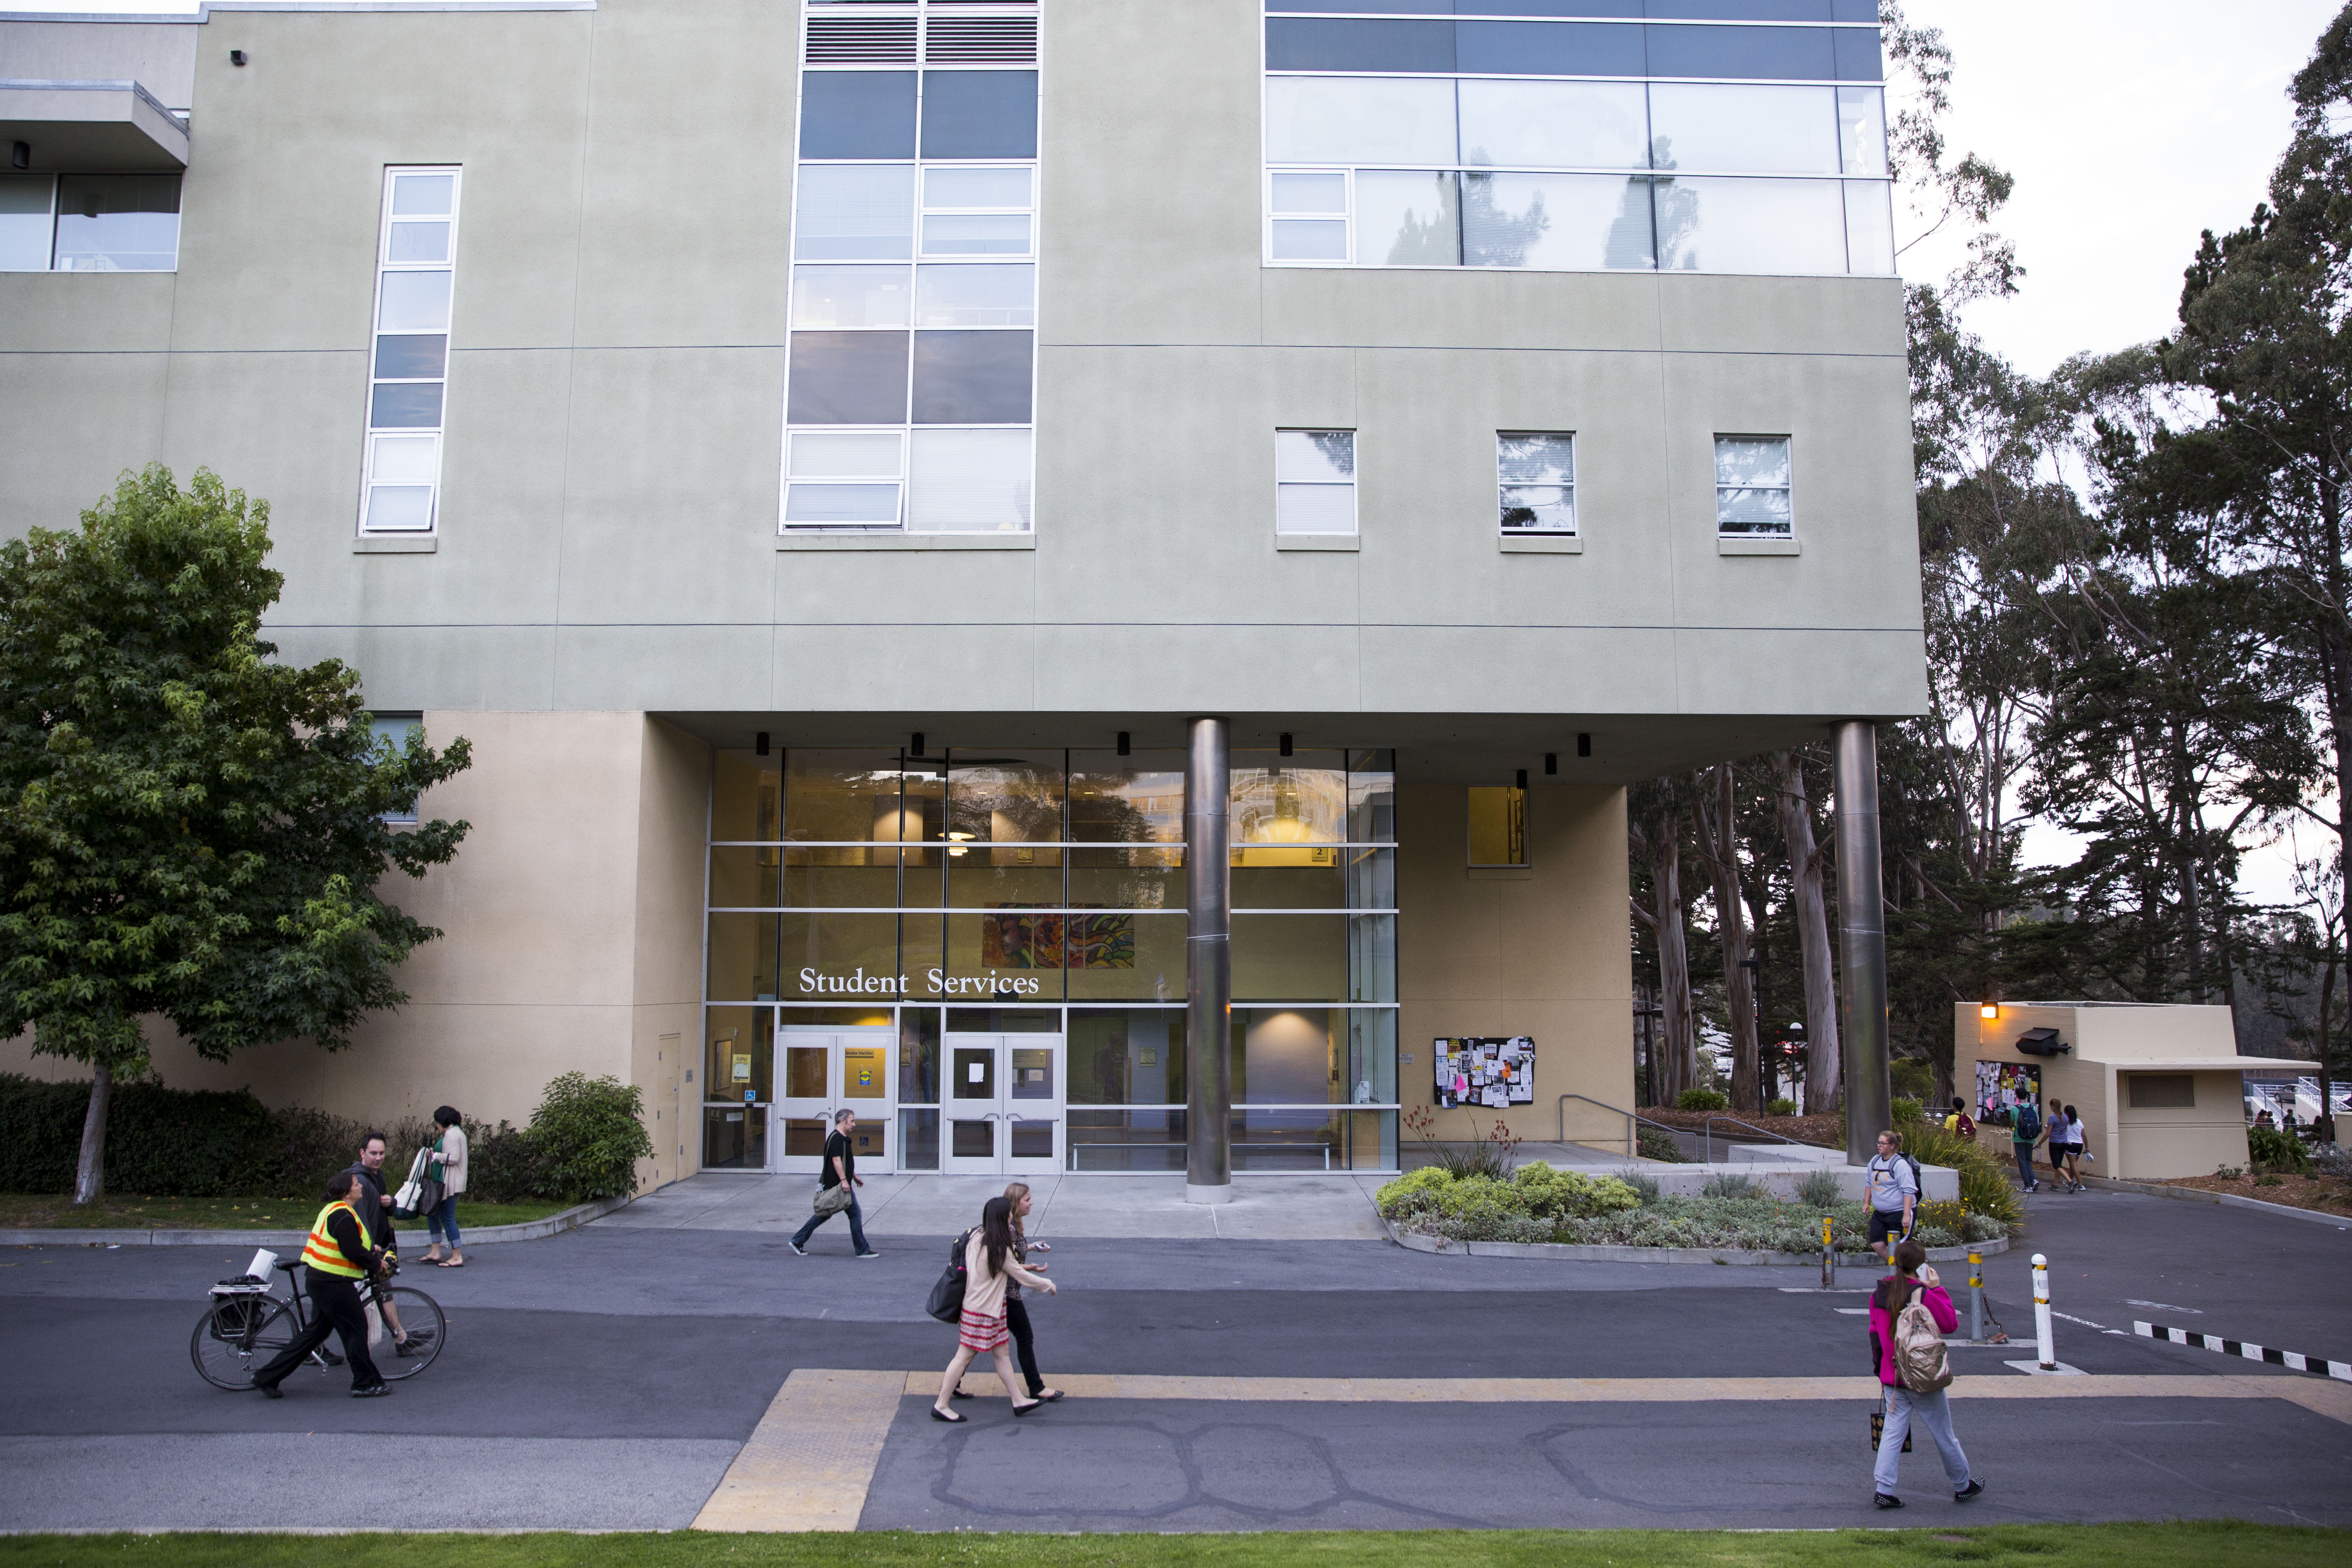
[1869,1238,1983,1510]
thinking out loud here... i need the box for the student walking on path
[932,1196,1055,1423]
[998,1181,1063,1403]
[789,1109,879,1258]
[2056,1103,2086,1191]
[419,1106,468,1267]
[341,1131,427,1351]
[1863,1130,1917,1260]
[2008,1096,2043,1192]
[252,1171,391,1399]
[1869,1238,1983,1510]
[2042,1099,2071,1193]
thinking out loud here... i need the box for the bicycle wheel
[377,1286,446,1379]
[191,1296,297,1390]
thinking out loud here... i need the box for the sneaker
[787,1240,807,1256]
[856,1250,882,1259]
[351,1384,393,1399]
[1874,1493,1903,1510]
[256,1382,283,1400]
[1955,1480,1984,1503]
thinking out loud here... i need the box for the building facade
[0,0,1926,1193]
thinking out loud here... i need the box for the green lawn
[0,1192,575,1231]
[0,1525,2341,1567]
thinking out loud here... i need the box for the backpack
[1945,1110,1975,1141]
[2013,1102,2041,1140]
[924,1229,973,1324]
[1893,1283,1952,1394]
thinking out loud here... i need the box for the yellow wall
[0,710,711,1190]
[1397,783,1634,1150]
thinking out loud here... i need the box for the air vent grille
[806,16,917,62]
[925,15,1036,61]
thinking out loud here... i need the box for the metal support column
[1184,717,1232,1203]
[1833,719,1892,1167]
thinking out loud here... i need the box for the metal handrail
[1556,1093,1690,1159]
[1698,1113,1815,1164]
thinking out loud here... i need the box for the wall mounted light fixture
[1576,732,1592,758]
[910,731,925,757]
[1980,1002,2000,1020]
[1278,732,1292,757]
[1515,768,1527,790]
[754,731,770,757]
[229,49,248,65]
[1544,752,1557,775]
[10,142,27,171]
[1116,731,1130,757]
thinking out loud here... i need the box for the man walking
[2009,1095,2042,1193]
[341,1132,430,1356]
[1864,1129,1917,1259]
[789,1109,879,1259]
[253,1170,390,1398]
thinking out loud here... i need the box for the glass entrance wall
[703,745,1399,1171]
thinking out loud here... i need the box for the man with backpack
[2009,1095,2043,1192]
[1864,1129,1920,1260]
[1869,1237,1984,1510]
[1942,1097,1975,1141]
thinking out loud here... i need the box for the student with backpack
[1869,1238,1983,1510]
[2009,1096,2043,1192]
[1864,1130,1920,1259]
[1942,1098,1975,1141]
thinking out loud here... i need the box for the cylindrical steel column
[1184,717,1232,1203]
[1833,719,1892,1167]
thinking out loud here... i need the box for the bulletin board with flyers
[1434,1037,1535,1109]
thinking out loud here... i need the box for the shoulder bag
[813,1181,853,1217]
[391,1147,441,1220]
[924,1229,972,1323]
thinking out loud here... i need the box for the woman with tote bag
[419,1106,468,1268]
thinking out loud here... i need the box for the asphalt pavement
[0,1180,2345,1532]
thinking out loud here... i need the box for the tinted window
[1833,27,1883,81]
[1476,0,1640,13]
[788,330,911,424]
[373,334,447,378]
[911,330,1032,424]
[919,71,1038,159]
[1455,21,1644,76]
[1265,18,1455,72]
[1266,0,1459,10]
[1643,0,1831,18]
[370,381,444,429]
[1642,22,1837,79]
[799,71,918,159]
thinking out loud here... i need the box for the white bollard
[2032,1252,2055,1370]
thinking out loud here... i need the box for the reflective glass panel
[52,175,180,271]
[919,70,1039,158]
[1263,76,1455,165]
[947,847,1064,910]
[898,1107,940,1168]
[1067,1110,1187,1171]
[387,221,449,262]
[799,70,919,159]
[777,912,905,1000]
[1233,914,1348,1003]
[377,269,452,332]
[1653,176,1847,275]
[1347,847,1396,909]
[947,752,1065,842]
[787,330,911,424]
[792,164,917,261]
[1468,785,1527,865]
[1067,1009,1186,1106]
[1232,756,1348,853]
[783,845,903,908]
[708,912,782,1000]
[786,749,908,841]
[702,1106,766,1169]
[706,1007,772,1103]
[1354,170,1458,266]
[942,913,1063,1002]
[924,166,1032,208]
[1234,860,1344,909]
[369,433,438,484]
[1064,912,1188,1002]
[369,381,443,429]
[1350,912,1398,1001]
[1642,21,1835,79]
[790,430,902,477]
[1234,1007,1341,1104]
[712,749,782,842]
[1457,79,1647,169]
[1347,752,1396,843]
[921,213,1030,256]
[1648,84,1838,175]
[1265,17,1455,72]
[1069,752,1186,844]
[1277,485,1355,533]
[792,264,912,328]
[373,334,446,378]
[1271,220,1347,261]
[910,331,1032,424]
[915,264,1034,327]
[1348,1010,1398,1105]
[1271,172,1345,213]
[1276,430,1353,484]
[1501,485,1574,532]
[391,172,455,216]
[709,845,783,908]
[1837,87,1887,176]
[900,1009,942,1104]
[785,484,901,525]
[1068,847,1185,910]
[1845,180,1894,274]
[364,487,434,532]
[1454,19,1646,75]
[908,428,1032,530]
[0,175,52,271]
[1460,172,1654,269]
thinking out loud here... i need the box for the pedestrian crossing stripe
[2135,1321,2352,1382]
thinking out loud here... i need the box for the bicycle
[191,1254,446,1390]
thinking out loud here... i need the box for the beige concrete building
[0,0,1925,1195]
[1956,1003,2306,1183]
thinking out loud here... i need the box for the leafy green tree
[0,466,471,1203]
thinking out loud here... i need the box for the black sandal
[1034,1389,1064,1402]
[930,1407,966,1423]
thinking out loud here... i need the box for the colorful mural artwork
[982,905,1135,970]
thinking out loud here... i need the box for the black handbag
[924,1229,971,1323]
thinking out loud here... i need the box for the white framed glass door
[943,1033,1064,1175]
[775,1026,898,1174]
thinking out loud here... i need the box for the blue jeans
[427,1194,462,1247]
[2012,1142,2037,1187]
[790,1189,870,1254]
[1875,1385,1972,1495]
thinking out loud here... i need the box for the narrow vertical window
[1714,435,1792,538]
[1496,432,1573,535]
[361,166,461,534]
[1275,430,1356,536]
[1467,786,1526,868]
[369,711,424,823]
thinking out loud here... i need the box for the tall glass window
[360,167,462,534]
[783,2,1041,533]
[1261,7,1894,277]
[704,744,1400,1171]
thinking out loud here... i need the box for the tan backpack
[1893,1282,1953,1394]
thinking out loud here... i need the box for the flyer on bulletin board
[1432,1037,1535,1109]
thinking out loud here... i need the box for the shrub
[1902,1119,2024,1227]
[1675,1088,1729,1111]
[2214,1163,2244,1180]
[527,1072,654,1203]
[1890,1057,1935,1102]
[1637,1127,1688,1163]
[1767,1098,1798,1116]
[1795,1170,1843,1208]
[2247,1126,2312,1175]
[0,1074,275,1196]
[1890,1096,1924,1126]
[1512,1161,1641,1219]
[1702,1173,1759,1199]
[1624,1174,1661,1205]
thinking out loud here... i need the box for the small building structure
[1954,1003,2307,1181]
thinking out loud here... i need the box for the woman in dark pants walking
[252,1170,390,1399]
[957,1181,1063,1403]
